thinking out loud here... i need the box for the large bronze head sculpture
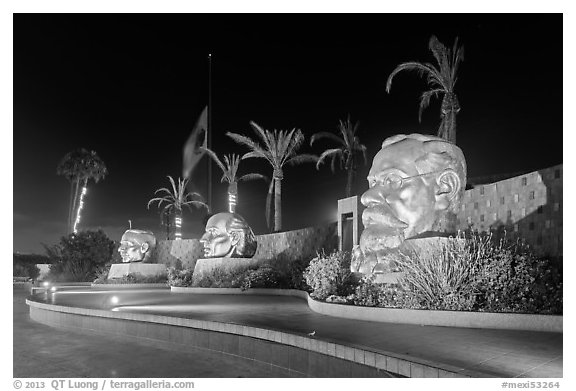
[118,229,157,263]
[353,133,466,274]
[200,212,257,258]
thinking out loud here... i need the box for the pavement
[13,285,296,378]
[18,285,563,378]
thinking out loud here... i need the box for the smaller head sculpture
[200,212,257,258]
[353,133,466,273]
[118,229,157,263]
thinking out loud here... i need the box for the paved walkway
[21,286,563,378]
[13,285,296,378]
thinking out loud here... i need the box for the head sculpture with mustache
[352,133,466,274]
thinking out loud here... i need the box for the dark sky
[13,14,563,254]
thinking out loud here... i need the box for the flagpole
[208,53,212,213]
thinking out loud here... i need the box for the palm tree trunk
[274,177,282,232]
[346,167,355,198]
[70,179,81,233]
[173,209,182,240]
[265,180,274,232]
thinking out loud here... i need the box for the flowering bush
[303,251,356,300]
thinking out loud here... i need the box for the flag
[182,106,208,179]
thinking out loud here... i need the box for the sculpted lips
[362,204,408,229]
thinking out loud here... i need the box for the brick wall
[443,164,562,256]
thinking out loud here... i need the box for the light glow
[73,186,88,233]
[228,194,237,213]
[174,216,182,240]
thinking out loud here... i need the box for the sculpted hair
[227,214,257,257]
[382,134,467,212]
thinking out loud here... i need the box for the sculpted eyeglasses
[369,170,443,191]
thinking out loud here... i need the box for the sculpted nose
[361,186,386,207]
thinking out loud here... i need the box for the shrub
[13,262,40,280]
[240,266,282,290]
[44,230,115,282]
[303,250,356,300]
[393,230,563,314]
[394,233,480,311]
[100,272,168,284]
[351,275,409,308]
[167,266,195,287]
[471,234,562,314]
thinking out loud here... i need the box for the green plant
[147,176,208,239]
[310,116,367,197]
[99,272,168,284]
[386,35,464,143]
[227,122,317,232]
[44,230,115,282]
[200,148,267,213]
[167,267,195,287]
[92,264,111,284]
[303,250,355,300]
[471,233,562,314]
[13,263,40,280]
[394,233,479,311]
[240,266,282,290]
[57,148,108,234]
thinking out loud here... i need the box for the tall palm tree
[386,35,464,143]
[57,148,108,234]
[147,176,208,240]
[310,116,367,198]
[227,121,317,232]
[201,148,267,213]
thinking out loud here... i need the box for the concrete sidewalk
[26,286,562,378]
[13,285,296,378]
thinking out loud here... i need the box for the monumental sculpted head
[200,212,257,258]
[118,229,157,263]
[353,133,466,273]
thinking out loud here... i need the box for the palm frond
[238,173,268,182]
[248,121,276,153]
[282,129,306,165]
[419,89,444,122]
[316,148,342,171]
[226,131,263,153]
[166,176,178,199]
[200,147,227,174]
[386,62,442,93]
[310,131,345,147]
[285,153,318,167]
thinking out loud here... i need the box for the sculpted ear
[141,242,150,253]
[229,231,241,246]
[434,169,461,211]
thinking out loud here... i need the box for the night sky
[13,14,563,254]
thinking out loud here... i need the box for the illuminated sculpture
[118,229,157,263]
[352,133,466,274]
[200,212,257,258]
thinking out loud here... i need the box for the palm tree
[386,35,464,143]
[57,148,108,234]
[200,148,267,213]
[147,176,208,240]
[310,116,367,198]
[227,121,317,232]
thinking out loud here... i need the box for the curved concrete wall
[172,287,562,333]
[155,223,337,270]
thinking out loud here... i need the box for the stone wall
[441,164,562,256]
[155,222,338,270]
